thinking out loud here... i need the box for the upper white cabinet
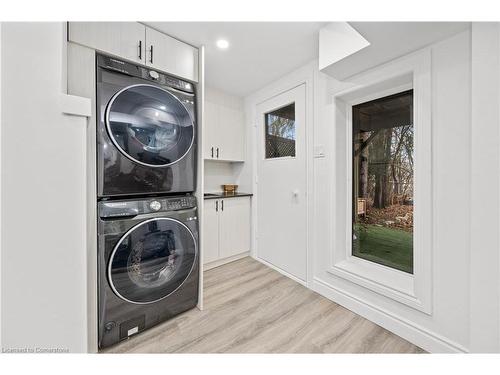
[145,26,199,82]
[204,99,246,162]
[203,100,220,159]
[219,107,245,161]
[68,22,145,64]
[68,22,199,82]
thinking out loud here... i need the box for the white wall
[1,23,89,352]
[246,26,500,353]
[469,22,500,352]
[204,161,244,192]
[313,30,471,353]
[0,21,3,350]
[206,86,244,113]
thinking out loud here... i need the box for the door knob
[292,189,299,197]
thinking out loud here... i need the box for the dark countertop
[204,192,253,200]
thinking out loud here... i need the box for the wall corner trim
[60,93,91,117]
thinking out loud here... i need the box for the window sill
[328,256,429,313]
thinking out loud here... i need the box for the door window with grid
[265,103,296,159]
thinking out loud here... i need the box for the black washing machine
[96,53,197,198]
[98,195,199,349]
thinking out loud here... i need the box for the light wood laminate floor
[105,257,424,353]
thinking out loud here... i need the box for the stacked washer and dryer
[96,54,199,349]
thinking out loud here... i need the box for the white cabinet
[68,22,199,82]
[203,199,220,264]
[203,101,219,159]
[144,26,198,82]
[203,197,251,266]
[219,198,251,258]
[204,101,246,162]
[218,107,246,161]
[68,22,146,64]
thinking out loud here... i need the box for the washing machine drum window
[108,218,197,304]
[106,84,194,167]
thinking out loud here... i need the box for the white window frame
[329,50,432,314]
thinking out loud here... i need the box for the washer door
[108,218,197,304]
[106,84,194,167]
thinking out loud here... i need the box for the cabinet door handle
[149,45,154,64]
[138,40,142,60]
[221,200,224,211]
[211,147,214,158]
[215,200,218,212]
[216,147,219,159]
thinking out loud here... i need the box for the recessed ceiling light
[216,39,229,50]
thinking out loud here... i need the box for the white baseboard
[204,252,250,271]
[253,256,307,287]
[312,277,468,353]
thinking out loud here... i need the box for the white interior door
[256,84,307,282]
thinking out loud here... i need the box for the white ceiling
[322,22,470,79]
[145,22,326,97]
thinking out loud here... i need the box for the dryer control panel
[97,53,194,93]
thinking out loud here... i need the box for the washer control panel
[148,70,160,80]
[164,197,192,211]
[149,200,162,211]
[99,196,196,218]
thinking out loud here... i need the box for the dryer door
[106,84,194,167]
[108,218,197,304]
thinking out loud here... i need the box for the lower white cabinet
[203,196,251,266]
[203,199,220,264]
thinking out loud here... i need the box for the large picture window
[352,90,414,274]
[331,53,431,312]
